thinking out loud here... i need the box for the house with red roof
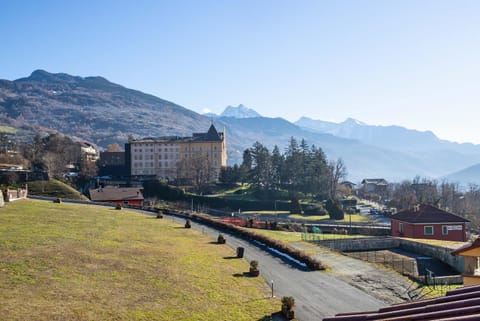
[323,284,480,320]
[390,204,469,242]
[89,186,144,206]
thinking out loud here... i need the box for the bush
[325,199,344,220]
[289,198,302,214]
[302,203,327,215]
[217,234,226,244]
[281,296,295,311]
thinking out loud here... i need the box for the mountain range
[1,70,480,185]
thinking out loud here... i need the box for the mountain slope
[0,70,211,146]
[296,116,480,180]
[444,164,480,187]
[219,116,440,181]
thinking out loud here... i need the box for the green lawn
[0,125,16,134]
[249,229,369,243]
[0,200,279,321]
[241,211,370,224]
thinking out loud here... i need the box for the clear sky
[2,0,480,144]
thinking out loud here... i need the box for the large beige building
[125,125,227,183]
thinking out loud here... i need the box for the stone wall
[398,238,464,273]
[315,237,465,274]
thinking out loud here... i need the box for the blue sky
[2,0,480,143]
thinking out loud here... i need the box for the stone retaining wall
[316,237,464,274]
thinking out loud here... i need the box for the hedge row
[164,209,326,271]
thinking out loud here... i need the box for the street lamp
[271,280,274,298]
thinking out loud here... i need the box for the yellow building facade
[127,125,226,183]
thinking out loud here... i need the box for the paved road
[163,214,386,321]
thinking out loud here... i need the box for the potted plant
[217,234,226,244]
[281,296,295,319]
[156,210,163,219]
[249,260,259,277]
[115,203,122,210]
[185,219,191,228]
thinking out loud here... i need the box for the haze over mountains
[1,70,480,185]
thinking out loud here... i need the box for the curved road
[163,214,386,320]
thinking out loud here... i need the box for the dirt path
[290,241,413,305]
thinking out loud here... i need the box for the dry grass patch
[0,200,278,321]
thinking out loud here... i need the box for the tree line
[219,137,347,201]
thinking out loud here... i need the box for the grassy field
[249,229,369,243]
[0,200,279,321]
[242,211,370,224]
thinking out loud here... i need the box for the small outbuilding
[452,238,480,286]
[390,204,469,242]
[89,186,144,206]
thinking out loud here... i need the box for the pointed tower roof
[204,124,222,141]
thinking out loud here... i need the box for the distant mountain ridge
[220,104,262,118]
[203,104,262,119]
[0,69,210,146]
[2,70,480,184]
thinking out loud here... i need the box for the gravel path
[289,242,413,305]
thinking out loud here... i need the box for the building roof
[391,204,469,224]
[192,124,223,142]
[131,124,224,143]
[323,284,480,321]
[89,186,143,202]
[451,238,480,257]
[361,178,388,185]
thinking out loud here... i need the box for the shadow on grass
[223,256,240,259]
[269,312,288,321]
[233,272,252,278]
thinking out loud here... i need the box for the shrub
[325,199,344,220]
[289,198,302,214]
[217,234,226,244]
[281,296,295,311]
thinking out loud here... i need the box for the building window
[399,223,403,234]
[424,226,434,235]
[442,226,448,235]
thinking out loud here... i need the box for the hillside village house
[125,124,227,183]
[78,142,99,162]
[89,186,144,206]
[361,178,388,196]
[390,204,469,242]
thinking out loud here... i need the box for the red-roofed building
[323,284,480,321]
[89,186,144,206]
[390,204,469,242]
